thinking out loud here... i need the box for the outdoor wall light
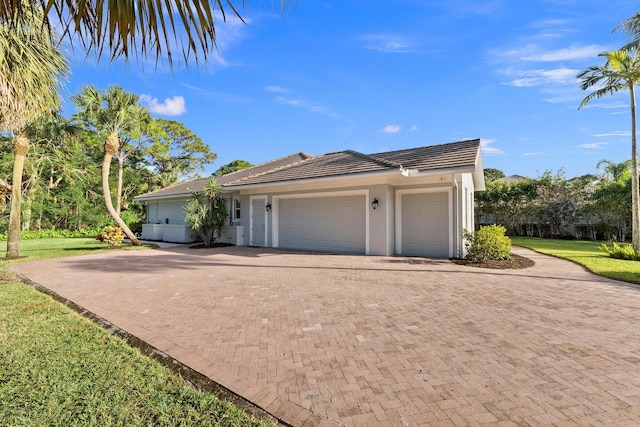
[371,198,379,210]
[265,203,272,212]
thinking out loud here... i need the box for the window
[234,199,241,220]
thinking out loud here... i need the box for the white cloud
[493,43,608,63]
[579,101,628,110]
[359,34,414,53]
[381,124,401,134]
[580,142,608,149]
[140,94,186,116]
[523,152,545,157]
[480,138,504,155]
[591,130,630,137]
[274,96,341,120]
[264,86,288,93]
[409,125,418,132]
[503,67,579,87]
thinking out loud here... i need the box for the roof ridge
[371,138,480,157]
[222,153,315,186]
[216,152,313,179]
[343,150,402,169]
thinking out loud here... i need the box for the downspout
[452,174,459,258]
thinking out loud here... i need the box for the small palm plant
[183,177,228,246]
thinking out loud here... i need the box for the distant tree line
[477,160,634,241]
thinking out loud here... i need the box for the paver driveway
[12,246,640,426]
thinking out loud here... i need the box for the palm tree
[0,1,289,67]
[0,6,69,259]
[615,13,640,51]
[71,85,151,245]
[183,176,227,246]
[578,49,640,251]
[597,159,632,183]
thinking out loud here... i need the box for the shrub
[120,210,144,234]
[463,224,512,262]
[0,227,105,241]
[600,242,640,261]
[98,225,125,247]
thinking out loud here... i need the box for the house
[133,139,485,258]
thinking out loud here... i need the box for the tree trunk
[103,134,140,245]
[116,149,124,215]
[6,133,30,259]
[630,84,640,251]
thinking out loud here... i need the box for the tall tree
[578,49,640,251]
[0,1,289,67]
[144,118,217,186]
[0,6,69,258]
[214,159,253,176]
[71,85,149,245]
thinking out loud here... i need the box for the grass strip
[0,237,156,262]
[511,237,640,285]
[0,283,273,427]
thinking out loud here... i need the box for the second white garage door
[277,195,366,254]
[400,191,450,258]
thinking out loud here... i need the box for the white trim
[273,189,370,255]
[249,195,268,246]
[395,187,453,258]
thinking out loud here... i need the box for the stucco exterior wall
[138,172,478,258]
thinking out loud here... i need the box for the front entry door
[251,198,266,246]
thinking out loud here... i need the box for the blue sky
[60,1,639,179]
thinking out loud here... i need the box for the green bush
[463,224,512,262]
[600,242,640,261]
[0,227,103,241]
[120,209,145,234]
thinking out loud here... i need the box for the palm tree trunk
[6,133,30,259]
[116,152,124,215]
[102,150,140,246]
[631,84,640,251]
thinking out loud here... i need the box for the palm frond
[0,4,69,133]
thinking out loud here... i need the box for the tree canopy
[214,159,252,176]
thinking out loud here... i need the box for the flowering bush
[97,225,125,247]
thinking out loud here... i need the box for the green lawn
[0,284,272,426]
[511,236,640,285]
[0,238,274,426]
[0,237,156,262]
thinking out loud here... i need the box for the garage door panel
[401,192,449,257]
[279,196,365,253]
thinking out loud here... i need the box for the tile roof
[371,139,480,171]
[134,152,312,199]
[134,139,481,200]
[221,139,480,187]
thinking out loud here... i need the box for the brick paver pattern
[13,246,640,426]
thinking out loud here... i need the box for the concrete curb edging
[15,272,292,427]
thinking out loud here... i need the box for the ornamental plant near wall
[463,225,512,262]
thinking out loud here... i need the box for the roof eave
[223,165,479,191]
[133,192,204,203]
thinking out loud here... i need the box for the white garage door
[278,195,366,253]
[401,192,450,257]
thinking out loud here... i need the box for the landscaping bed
[451,253,535,269]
